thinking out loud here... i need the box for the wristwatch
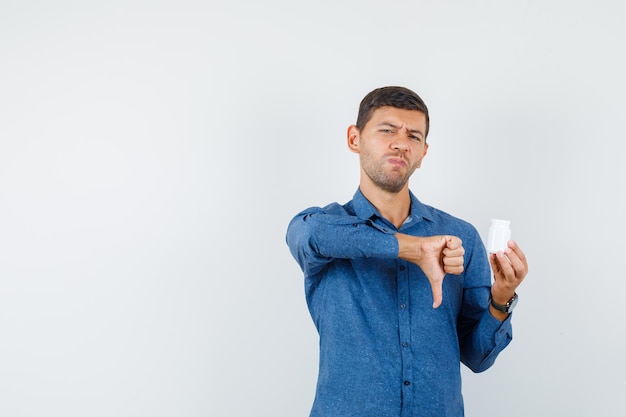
[489,293,518,313]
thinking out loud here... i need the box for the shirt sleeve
[456,229,513,373]
[458,287,513,372]
[285,206,399,278]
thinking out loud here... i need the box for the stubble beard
[362,153,417,194]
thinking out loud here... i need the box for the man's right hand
[396,233,465,308]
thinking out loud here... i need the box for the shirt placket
[397,259,413,415]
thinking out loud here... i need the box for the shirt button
[402,342,409,348]
[404,380,411,386]
[400,303,406,309]
[399,265,405,271]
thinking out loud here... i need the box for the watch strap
[489,293,518,313]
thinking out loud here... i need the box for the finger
[488,253,501,277]
[445,236,463,250]
[494,250,515,279]
[502,249,528,281]
[444,264,464,275]
[443,246,465,257]
[443,249,464,275]
[443,254,464,267]
[489,252,505,282]
[506,241,529,276]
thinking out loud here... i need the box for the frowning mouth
[386,156,407,166]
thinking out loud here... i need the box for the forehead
[367,106,427,131]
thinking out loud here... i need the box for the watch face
[507,294,519,312]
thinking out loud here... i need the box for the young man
[286,86,528,417]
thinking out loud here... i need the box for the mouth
[386,155,407,166]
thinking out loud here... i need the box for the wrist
[489,292,518,314]
[396,233,422,264]
[490,284,516,305]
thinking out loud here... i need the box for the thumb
[430,279,443,309]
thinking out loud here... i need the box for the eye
[409,135,422,141]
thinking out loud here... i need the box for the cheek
[413,148,427,166]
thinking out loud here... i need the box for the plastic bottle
[486,219,511,253]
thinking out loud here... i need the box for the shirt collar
[352,188,434,225]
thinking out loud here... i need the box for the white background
[1,1,625,416]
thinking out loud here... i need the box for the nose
[391,137,410,152]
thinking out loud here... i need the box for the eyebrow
[377,122,424,137]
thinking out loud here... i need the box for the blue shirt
[286,189,513,417]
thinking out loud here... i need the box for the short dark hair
[356,86,430,137]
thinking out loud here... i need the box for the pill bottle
[486,219,511,253]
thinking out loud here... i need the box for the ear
[347,125,360,154]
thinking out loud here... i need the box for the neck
[359,181,411,229]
